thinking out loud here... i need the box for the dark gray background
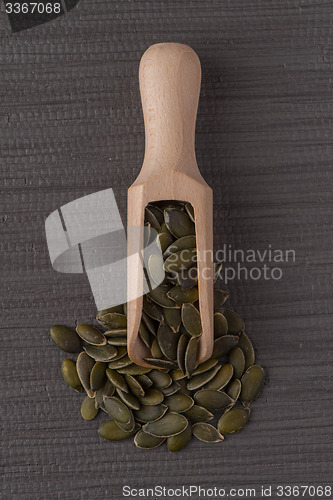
[1,1,332,499]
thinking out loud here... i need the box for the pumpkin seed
[214,289,229,310]
[61,359,83,392]
[171,368,187,381]
[177,334,188,374]
[223,309,245,334]
[185,202,195,222]
[161,381,180,396]
[116,388,141,411]
[204,363,233,391]
[160,222,173,237]
[139,322,153,349]
[194,390,233,411]
[164,394,194,412]
[143,412,188,437]
[177,266,198,289]
[150,338,163,358]
[148,253,165,286]
[116,410,135,433]
[76,324,106,346]
[95,379,115,408]
[90,362,106,392]
[97,304,124,317]
[76,352,95,397]
[226,379,241,401]
[164,249,197,275]
[144,358,177,370]
[50,325,81,353]
[134,404,167,423]
[192,423,224,443]
[185,337,198,377]
[81,396,98,421]
[157,322,180,361]
[228,347,246,379]
[84,344,118,362]
[167,285,198,304]
[167,424,192,452]
[107,337,128,346]
[143,296,164,322]
[118,364,151,376]
[192,358,219,376]
[164,235,196,258]
[187,365,221,391]
[213,312,228,338]
[238,332,255,369]
[163,307,181,332]
[134,429,165,449]
[148,284,179,308]
[157,232,174,253]
[139,388,164,406]
[103,396,132,424]
[104,329,127,338]
[106,345,127,361]
[147,204,164,225]
[240,365,265,406]
[98,420,134,441]
[97,313,127,330]
[177,378,192,396]
[164,208,195,238]
[148,370,172,389]
[142,312,157,336]
[213,263,222,284]
[124,375,145,398]
[145,206,161,232]
[183,405,214,423]
[182,303,202,337]
[212,335,239,359]
[217,407,250,434]
[108,354,132,370]
[106,368,128,393]
[136,374,153,389]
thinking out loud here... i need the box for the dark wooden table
[1,1,332,499]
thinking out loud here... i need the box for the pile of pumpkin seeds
[50,201,265,451]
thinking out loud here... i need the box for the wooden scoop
[127,42,214,367]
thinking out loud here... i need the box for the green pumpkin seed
[150,338,163,358]
[182,303,202,337]
[143,296,164,322]
[163,307,181,332]
[212,335,239,359]
[116,388,141,411]
[138,322,153,349]
[214,289,229,310]
[90,362,106,392]
[228,347,246,379]
[144,358,177,370]
[116,410,135,433]
[139,388,164,406]
[104,329,127,339]
[76,352,95,397]
[164,235,196,258]
[136,374,153,389]
[106,345,127,361]
[177,334,188,374]
[226,379,241,401]
[124,375,145,398]
[164,394,194,412]
[213,312,228,338]
[217,407,250,434]
[192,423,224,443]
[185,337,198,378]
[164,208,195,238]
[145,206,161,232]
[160,222,173,238]
[147,204,164,225]
[118,364,152,376]
[148,284,179,309]
[164,249,197,274]
[204,363,233,391]
[108,354,132,370]
[148,369,172,389]
[84,344,118,362]
[106,368,128,393]
[80,396,98,421]
[240,365,265,406]
[185,202,195,222]
[107,337,128,346]
[187,365,221,391]
[167,285,199,304]
[213,263,222,284]
[98,420,134,441]
[148,254,165,286]
[161,381,180,396]
[142,312,157,336]
[143,412,188,437]
[171,368,187,381]
[157,322,180,361]
[192,358,219,376]
[76,324,106,346]
[97,313,127,330]
[134,429,165,449]
[183,405,214,423]
[167,424,192,452]
[177,266,198,289]
[194,390,233,411]
[134,404,167,423]
[50,325,81,353]
[61,359,83,392]
[157,232,174,253]
[95,379,115,408]
[238,332,255,369]
[97,304,124,317]
[103,396,132,423]
[223,309,245,334]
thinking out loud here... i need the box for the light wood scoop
[127,42,214,367]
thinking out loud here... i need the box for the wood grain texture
[1,0,332,499]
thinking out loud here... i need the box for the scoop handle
[139,43,202,177]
